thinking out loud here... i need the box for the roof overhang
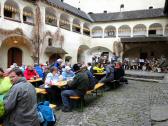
[45,46,68,54]
[121,37,168,43]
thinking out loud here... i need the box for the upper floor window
[92,26,103,38]
[48,38,53,46]
[23,6,34,24]
[118,25,131,37]
[133,24,147,37]
[149,23,163,36]
[4,0,20,21]
[104,26,116,38]
[45,7,57,26]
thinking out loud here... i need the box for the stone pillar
[146,26,149,37]
[20,6,23,23]
[57,13,61,27]
[80,22,84,34]
[131,27,133,37]
[69,18,73,31]
[1,1,4,19]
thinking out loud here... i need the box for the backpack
[37,101,56,126]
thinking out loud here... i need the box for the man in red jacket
[24,65,39,80]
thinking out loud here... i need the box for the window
[23,15,27,22]
[48,38,52,46]
[4,10,12,18]
[149,30,156,35]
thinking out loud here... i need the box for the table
[51,81,67,88]
[28,78,43,87]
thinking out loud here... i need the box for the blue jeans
[61,89,83,108]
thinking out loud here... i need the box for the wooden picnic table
[28,78,42,83]
[51,81,67,88]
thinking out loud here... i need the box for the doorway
[8,47,22,67]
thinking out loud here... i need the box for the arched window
[45,7,57,26]
[60,13,70,30]
[149,23,163,36]
[23,6,34,24]
[164,24,168,36]
[104,26,116,37]
[133,24,147,37]
[4,0,20,21]
[83,23,90,36]
[92,26,103,38]
[72,18,80,33]
[118,25,131,37]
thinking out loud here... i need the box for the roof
[45,46,68,54]
[89,8,167,22]
[121,36,168,43]
[45,0,94,22]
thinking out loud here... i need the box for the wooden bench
[49,104,57,109]
[35,88,47,95]
[86,83,104,95]
[69,96,84,111]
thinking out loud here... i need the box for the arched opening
[77,45,90,63]
[0,35,33,68]
[133,24,147,37]
[23,6,34,24]
[72,18,80,33]
[49,54,61,65]
[65,56,72,62]
[60,14,70,30]
[149,23,163,36]
[4,0,20,21]
[87,46,112,63]
[118,25,131,37]
[45,7,57,26]
[104,25,116,38]
[92,26,103,38]
[83,23,90,36]
[165,24,168,36]
[8,47,22,67]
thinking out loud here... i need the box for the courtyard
[56,80,168,126]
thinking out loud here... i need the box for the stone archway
[77,45,90,63]
[0,35,34,68]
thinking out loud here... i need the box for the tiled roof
[89,8,167,22]
[46,0,94,22]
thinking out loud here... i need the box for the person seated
[62,66,75,81]
[0,68,12,123]
[61,64,89,112]
[34,63,44,79]
[93,63,105,74]
[81,66,96,90]
[24,65,39,80]
[44,67,62,109]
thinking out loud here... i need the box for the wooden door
[49,54,61,65]
[8,47,22,67]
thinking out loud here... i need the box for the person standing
[3,68,40,126]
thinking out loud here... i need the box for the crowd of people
[0,58,126,125]
[123,57,168,73]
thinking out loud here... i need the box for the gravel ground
[55,80,168,126]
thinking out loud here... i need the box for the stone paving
[55,80,168,126]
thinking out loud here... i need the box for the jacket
[3,77,40,126]
[68,71,89,95]
[0,77,12,117]
[24,68,39,80]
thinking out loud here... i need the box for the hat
[73,64,80,72]
[57,58,63,63]
[65,66,71,71]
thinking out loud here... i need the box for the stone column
[1,1,4,19]
[69,17,73,31]
[57,13,61,27]
[80,22,84,34]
